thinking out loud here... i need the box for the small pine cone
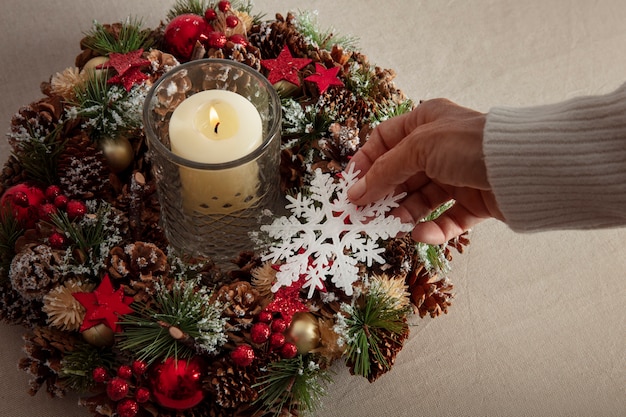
[57,131,112,200]
[311,117,362,175]
[374,235,416,278]
[319,88,374,129]
[9,96,64,150]
[406,266,455,318]
[145,48,180,83]
[369,63,406,105]
[18,326,79,397]
[279,147,306,192]
[204,357,259,409]
[216,281,264,325]
[0,281,47,327]
[206,42,262,71]
[107,241,169,282]
[0,155,28,195]
[249,13,310,60]
[358,323,409,383]
[9,243,64,300]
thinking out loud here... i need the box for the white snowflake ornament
[261,164,413,298]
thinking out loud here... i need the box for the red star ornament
[107,66,150,91]
[305,63,344,93]
[265,275,309,325]
[261,45,312,86]
[73,274,134,333]
[96,49,150,77]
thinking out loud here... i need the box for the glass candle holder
[143,59,281,269]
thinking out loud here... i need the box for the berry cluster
[92,361,150,417]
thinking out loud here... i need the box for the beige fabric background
[1,1,624,416]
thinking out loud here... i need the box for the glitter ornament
[271,318,287,333]
[66,200,87,220]
[280,342,298,359]
[135,386,151,403]
[269,332,286,350]
[149,357,205,410]
[92,367,109,383]
[287,312,321,354]
[258,311,273,323]
[231,344,255,367]
[117,364,133,380]
[132,360,148,376]
[164,14,212,61]
[98,136,134,173]
[250,322,271,344]
[107,376,130,401]
[0,183,45,229]
[48,232,66,249]
[116,398,139,417]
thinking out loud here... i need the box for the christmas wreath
[0,1,468,416]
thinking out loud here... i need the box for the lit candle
[168,90,263,213]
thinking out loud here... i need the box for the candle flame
[209,106,220,134]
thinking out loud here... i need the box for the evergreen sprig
[416,200,455,275]
[0,208,24,280]
[82,18,153,55]
[166,0,209,20]
[14,123,66,186]
[370,98,415,126]
[295,10,358,51]
[339,289,410,379]
[60,342,116,392]
[254,356,332,416]
[118,279,227,364]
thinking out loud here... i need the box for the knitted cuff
[483,83,626,232]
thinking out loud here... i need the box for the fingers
[389,181,453,225]
[410,202,486,245]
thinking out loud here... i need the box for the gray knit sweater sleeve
[483,83,626,232]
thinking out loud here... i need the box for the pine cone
[18,326,79,397]
[311,117,362,174]
[107,241,168,282]
[9,243,64,300]
[0,281,46,327]
[216,281,264,327]
[406,265,454,318]
[206,42,262,71]
[279,147,306,192]
[352,321,409,383]
[9,96,64,149]
[0,155,28,196]
[204,357,259,409]
[249,13,310,60]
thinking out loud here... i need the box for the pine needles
[82,18,153,55]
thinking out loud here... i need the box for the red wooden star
[107,66,150,91]
[305,63,344,93]
[73,274,134,333]
[261,45,312,86]
[96,49,150,77]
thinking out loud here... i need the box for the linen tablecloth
[1,1,624,416]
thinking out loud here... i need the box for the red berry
[48,232,66,249]
[250,322,271,344]
[135,386,151,403]
[45,185,62,201]
[229,34,248,47]
[271,318,287,334]
[107,377,130,401]
[280,342,298,359]
[116,398,139,417]
[54,195,68,209]
[132,360,147,376]
[206,31,227,49]
[218,1,231,12]
[269,332,286,349]
[92,367,109,383]
[117,364,133,380]
[204,8,217,21]
[225,15,239,28]
[11,191,30,207]
[38,203,57,222]
[66,200,87,220]
[230,344,255,367]
[258,311,273,323]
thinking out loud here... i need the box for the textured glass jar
[143,59,281,268]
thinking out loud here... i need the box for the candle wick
[214,122,220,134]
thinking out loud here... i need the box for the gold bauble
[99,136,134,173]
[82,323,115,347]
[81,56,110,78]
[287,312,321,354]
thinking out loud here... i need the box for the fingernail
[348,177,367,202]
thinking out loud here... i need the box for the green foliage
[14,124,66,186]
[416,200,455,275]
[370,98,415,126]
[295,10,358,51]
[60,342,116,392]
[0,208,24,280]
[166,0,209,20]
[118,278,227,364]
[254,356,332,416]
[338,289,410,379]
[82,18,153,55]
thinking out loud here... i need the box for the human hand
[347,99,504,244]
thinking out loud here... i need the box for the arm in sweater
[484,83,626,232]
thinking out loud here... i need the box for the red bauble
[38,203,57,222]
[48,232,66,249]
[280,342,298,359]
[92,366,109,383]
[225,15,239,28]
[149,357,205,410]
[116,398,139,417]
[107,376,130,401]
[218,1,231,12]
[132,360,148,376]
[164,14,212,61]
[250,322,271,344]
[269,332,286,350]
[207,31,227,49]
[229,34,248,47]
[230,344,255,367]
[66,200,87,220]
[0,183,45,229]
[135,386,151,403]
[204,8,217,21]
[117,365,133,380]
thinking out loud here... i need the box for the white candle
[168,90,263,214]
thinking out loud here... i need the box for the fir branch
[370,98,415,126]
[295,10,358,51]
[118,279,227,364]
[60,342,116,392]
[0,208,24,280]
[254,356,332,416]
[14,123,66,186]
[416,200,455,275]
[82,18,153,55]
[166,0,210,20]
